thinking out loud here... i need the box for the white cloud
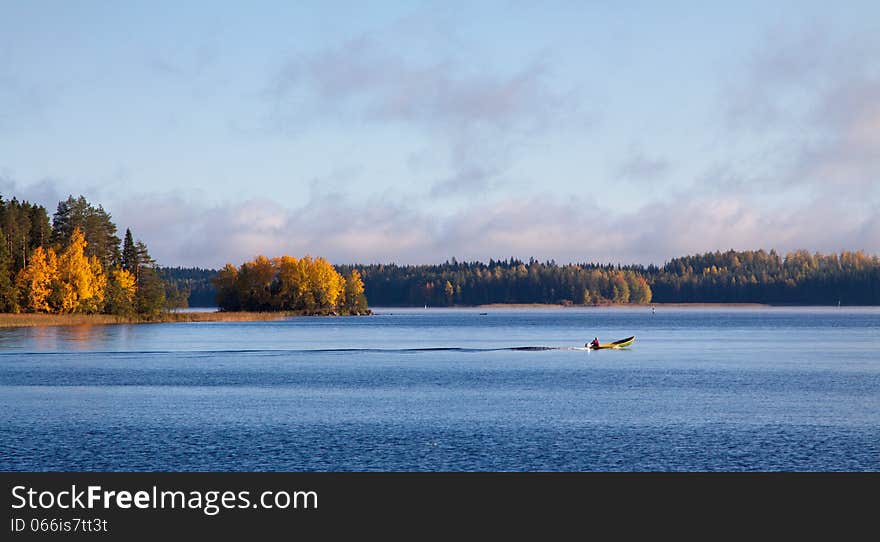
[722,26,880,193]
[110,191,880,268]
[267,36,590,198]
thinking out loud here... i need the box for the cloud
[267,36,589,198]
[722,26,880,193]
[5,175,875,267]
[0,174,65,209]
[614,147,671,182]
[788,77,880,189]
[111,190,880,269]
[270,38,573,133]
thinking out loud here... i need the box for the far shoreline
[474,302,771,308]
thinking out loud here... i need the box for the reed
[0,311,299,328]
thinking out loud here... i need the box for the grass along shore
[0,311,322,328]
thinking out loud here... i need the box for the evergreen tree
[135,267,166,317]
[122,228,138,276]
[52,195,121,268]
[0,196,51,273]
[0,229,18,312]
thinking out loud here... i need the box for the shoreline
[475,302,770,308]
[0,310,369,328]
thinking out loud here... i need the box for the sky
[2,1,879,267]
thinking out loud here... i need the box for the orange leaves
[214,254,363,312]
[15,246,58,313]
[57,228,106,313]
[15,227,115,314]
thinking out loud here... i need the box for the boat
[587,336,635,350]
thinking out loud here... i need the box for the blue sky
[2,1,879,267]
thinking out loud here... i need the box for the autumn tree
[344,269,367,312]
[443,280,454,305]
[56,228,106,313]
[213,264,241,311]
[610,273,630,303]
[0,194,177,316]
[105,268,137,315]
[274,255,302,309]
[626,272,652,304]
[15,246,58,313]
[237,255,275,310]
[311,257,344,308]
[213,254,366,313]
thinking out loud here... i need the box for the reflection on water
[0,325,117,352]
[27,325,116,351]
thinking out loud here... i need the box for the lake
[1,307,878,471]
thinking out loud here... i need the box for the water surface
[1,307,878,471]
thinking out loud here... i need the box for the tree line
[212,256,368,314]
[0,195,184,316]
[165,249,880,307]
[646,249,880,305]
[336,259,652,306]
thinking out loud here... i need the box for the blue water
[1,307,878,471]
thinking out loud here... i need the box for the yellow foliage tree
[87,256,107,312]
[296,256,317,309]
[273,255,301,308]
[344,269,367,311]
[311,257,345,308]
[15,246,58,312]
[239,255,275,309]
[114,268,137,300]
[213,254,358,312]
[57,227,106,313]
[104,267,137,315]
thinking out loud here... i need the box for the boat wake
[2,346,592,356]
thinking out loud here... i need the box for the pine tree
[52,195,121,269]
[0,229,18,312]
[135,267,166,317]
[122,228,138,276]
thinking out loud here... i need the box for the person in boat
[589,337,600,349]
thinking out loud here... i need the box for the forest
[647,249,880,305]
[0,195,185,317]
[169,250,880,307]
[335,260,652,306]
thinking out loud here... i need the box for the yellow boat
[587,336,635,350]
